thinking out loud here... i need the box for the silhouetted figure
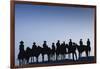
[17,38,92,64]
[68,39,72,59]
[25,47,32,64]
[42,41,50,62]
[18,41,26,65]
[78,39,84,58]
[32,42,37,63]
[42,41,46,62]
[50,42,56,61]
[47,47,51,62]
[65,43,68,53]
[35,46,42,62]
[56,40,61,60]
[67,39,77,60]
[86,38,91,57]
[69,39,72,46]
[87,39,90,47]
[60,41,66,60]
[79,39,83,46]
[77,39,91,59]
[72,43,77,60]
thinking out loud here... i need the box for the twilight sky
[15,3,95,65]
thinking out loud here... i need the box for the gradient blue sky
[15,3,95,65]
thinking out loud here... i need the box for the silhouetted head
[44,41,47,44]
[20,41,24,44]
[73,42,76,45]
[57,40,60,43]
[33,42,36,45]
[80,39,82,41]
[87,38,90,41]
[38,46,40,48]
[38,45,40,47]
[52,42,55,45]
[26,47,30,50]
[69,39,72,42]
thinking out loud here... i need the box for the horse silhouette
[56,40,61,61]
[25,47,32,64]
[17,38,91,65]
[60,41,66,60]
[64,39,78,60]
[66,42,77,61]
[32,42,37,62]
[31,42,43,63]
[56,40,68,61]
[18,41,26,65]
[50,43,56,61]
[35,46,42,62]
[77,39,91,59]
[41,41,51,62]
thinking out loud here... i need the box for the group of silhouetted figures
[18,39,91,66]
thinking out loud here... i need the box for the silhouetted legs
[56,54,58,61]
[22,59,26,65]
[78,52,81,59]
[26,59,29,64]
[36,57,38,63]
[19,60,21,66]
[61,54,65,60]
[86,51,89,57]
[63,54,66,60]
[48,54,50,62]
[30,57,33,63]
[73,52,77,61]
[56,54,62,61]
[75,52,77,60]
[50,53,56,61]
[72,53,75,61]
[68,54,71,59]
[32,57,34,63]
[42,54,44,62]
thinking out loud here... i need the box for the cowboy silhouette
[79,39,83,46]
[52,43,55,51]
[87,38,90,47]
[60,41,66,60]
[32,42,37,51]
[19,41,24,52]
[42,41,49,62]
[56,40,60,48]
[69,39,72,46]
[18,41,25,65]
[51,42,56,61]
[43,41,48,48]
[56,40,60,60]
[32,42,37,62]
[86,38,91,56]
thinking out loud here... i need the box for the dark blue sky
[15,3,95,65]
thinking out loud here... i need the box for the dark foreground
[16,56,96,68]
